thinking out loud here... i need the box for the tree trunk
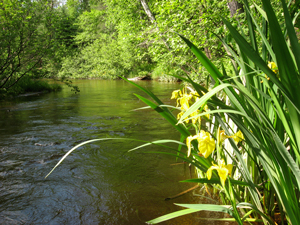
[140,0,156,24]
[197,9,212,59]
[227,0,244,17]
[225,0,244,71]
[139,0,171,51]
[139,0,198,76]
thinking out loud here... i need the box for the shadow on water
[0,80,233,224]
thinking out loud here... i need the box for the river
[0,80,218,224]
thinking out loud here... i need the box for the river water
[0,80,226,225]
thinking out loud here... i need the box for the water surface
[0,80,214,224]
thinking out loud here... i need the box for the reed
[130,0,300,224]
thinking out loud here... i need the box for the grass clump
[126,0,300,224]
[0,76,62,98]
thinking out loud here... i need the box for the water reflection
[0,80,227,224]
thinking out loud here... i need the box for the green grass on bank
[0,76,62,99]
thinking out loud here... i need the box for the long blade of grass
[242,0,258,51]
[177,83,231,124]
[271,131,300,186]
[128,139,185,152]
[236,202,275,225]
[221,17,289,97]
[247,3,276,61]
[261,0,300,99]
[179,34,223,84]
[146,208,201,224]
[45,137,143,178]
[134,94,191,138]
[132,105,179,111]
[174,204,237,220]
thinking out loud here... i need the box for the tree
[43,6,79,77]
[0,0,55,91]
[50,0,253,81]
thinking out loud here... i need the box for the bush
[0,76,62,98]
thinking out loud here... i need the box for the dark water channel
[0,80,223,225]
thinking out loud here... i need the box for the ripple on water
[0,80,232,224]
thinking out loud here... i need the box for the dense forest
[1,0,299,94]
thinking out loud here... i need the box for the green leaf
[236,202,275,225]
[174,204,238,220]
[147,208,200,224]
[45,138,125,178]
[177,83,231,124]
[134,94,191,138]
[178,34,223,84]
[253,3,268,21]
[128,139,185,152]
[261,0,300,101]
[180,178,259,188]
[221,17,290,98]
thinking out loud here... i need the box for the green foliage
[136,0,300,224]
[0,76,62,98]
[58,35,137,78]
[56,2,145,79]
[43,7,79,78]
[151,62,182,82]
[17,78,62,93]
[2,0,291,82]
[53,0,239,80]
[0,0,55,90]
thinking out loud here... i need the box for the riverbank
[0,77,62,100]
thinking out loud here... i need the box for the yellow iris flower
[186,130,215,157]
[232,130,244,144]
[207,159,233,186]
[186,134,197,157]
[268,61,278,74]
[218,130,230,143]
[262,61,279,83]
[218,130,244,144]
[179,95,192,109]
[191,111,201,124]
[171,87,208,124]
[171,89,182,100]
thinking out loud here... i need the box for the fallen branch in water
[165,184,199,201]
